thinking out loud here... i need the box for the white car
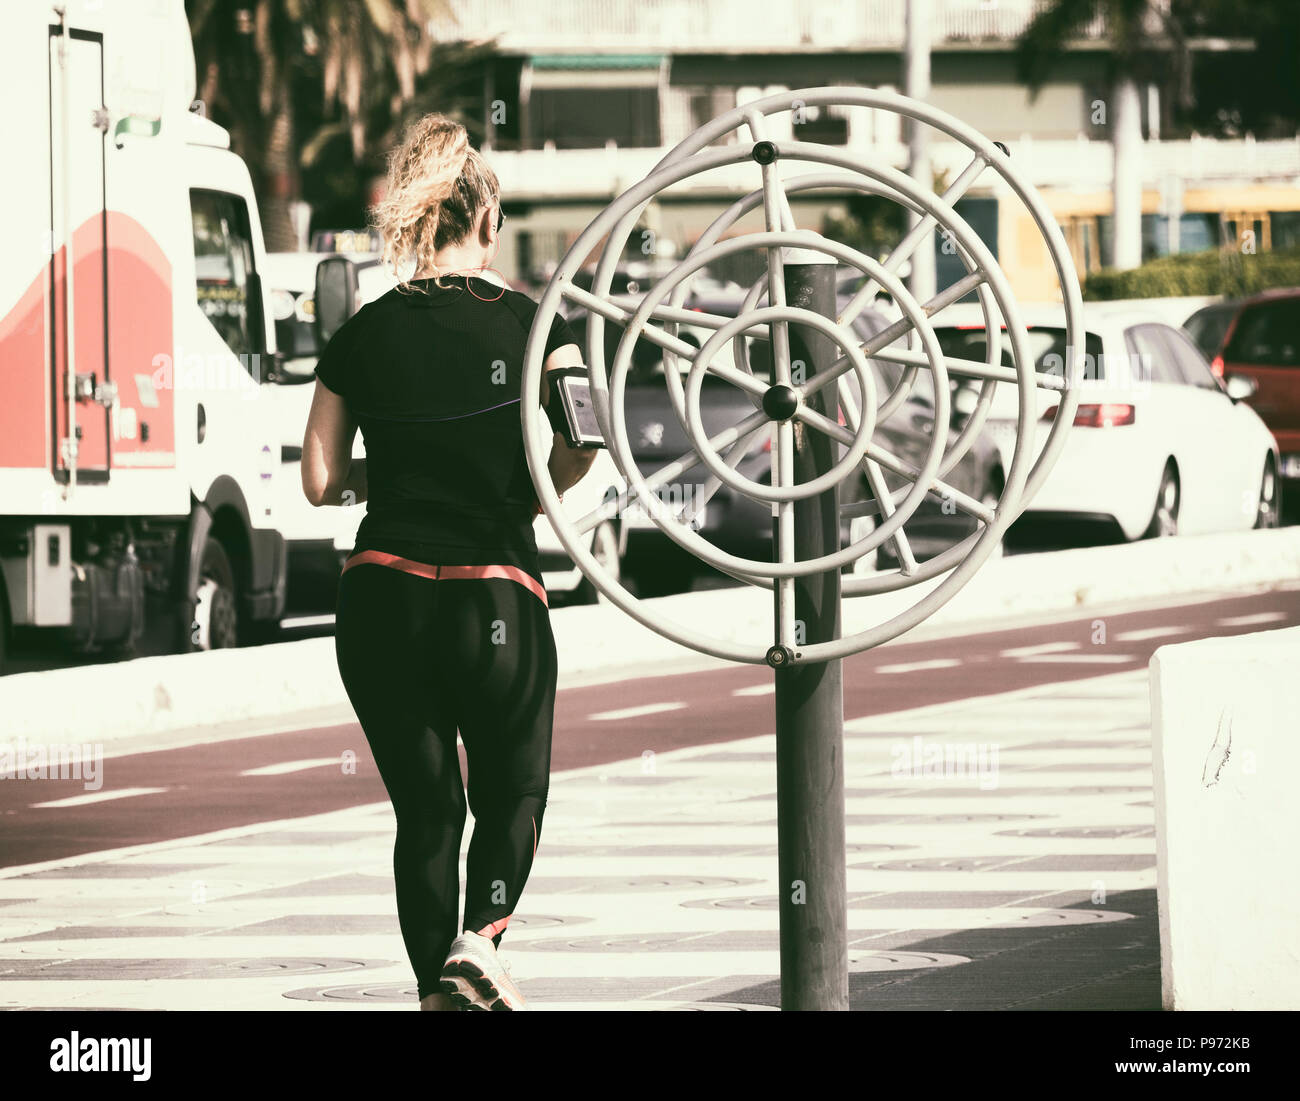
[928,302,1281,540]
[262,253,625,607]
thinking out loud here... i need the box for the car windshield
[931,325,1106,381]
[1183,304,1238,359]
[1223,299,1300,367]
[269,286,320,381]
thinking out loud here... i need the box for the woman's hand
[302,379,367,506]
[546,431,599,495]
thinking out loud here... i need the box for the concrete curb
[4,527,1299,746]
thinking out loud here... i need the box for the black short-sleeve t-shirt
[313,274,578,572]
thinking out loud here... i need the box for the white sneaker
[439,931,529,1011]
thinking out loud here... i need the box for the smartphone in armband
[546,367,606,449]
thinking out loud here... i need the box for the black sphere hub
[762,383,800,421]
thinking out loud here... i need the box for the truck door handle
[197,402,207,444]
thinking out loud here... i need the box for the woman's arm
[302,380,367,506]
[540,341,599,495]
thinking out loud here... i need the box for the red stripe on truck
[0,211,173,470]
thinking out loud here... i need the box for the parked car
[932,302,1282,541]
[1186,289,1300,516]
[263,254,626,610]
[1182,297,1243,364]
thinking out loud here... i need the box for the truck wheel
[191,538,239,651]
[575,521,620,605]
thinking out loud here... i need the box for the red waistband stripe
[342,550,548,606]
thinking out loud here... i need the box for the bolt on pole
[772,252,849,1010]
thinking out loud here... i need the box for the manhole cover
[0,957,387,980]
[848,951,968,972]
[1011,909,1134,926]
[647,1001,778,1011]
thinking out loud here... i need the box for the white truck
[0,1,286,668]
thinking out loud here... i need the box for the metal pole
[773,253,848,1010]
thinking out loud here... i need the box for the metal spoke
[773,417,797,648]
[745,109,800,391]
[761,186,793,388]
[681,423,769,526]
[836,374,918,573]
[694,359,771,401]
[562,281,704,362]
[838,150,993,329]
[802,269,988,401]
[564,278,775,340]
[862,457,919,574]
[744,109,798,232]
[572,408,770,536]
[870,344,1067,391]
[794,404,996,525]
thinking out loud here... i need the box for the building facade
[428,0,1299,300]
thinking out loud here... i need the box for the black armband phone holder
[546,367,606,449]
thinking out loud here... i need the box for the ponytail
[370,113,499,293]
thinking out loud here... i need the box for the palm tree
[1015,0,1190,271]
[187,0,458,251]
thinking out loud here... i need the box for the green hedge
[1083,247,1300,300]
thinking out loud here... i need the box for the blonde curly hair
[370,113,500,294]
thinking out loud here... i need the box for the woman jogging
[301,113,596,1011]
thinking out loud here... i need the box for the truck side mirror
[314,255,360,348]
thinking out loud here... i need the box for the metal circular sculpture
[522,86,1085,665]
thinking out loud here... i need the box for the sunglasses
[495,204,506,234]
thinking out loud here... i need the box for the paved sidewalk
[0,669,1159,1010]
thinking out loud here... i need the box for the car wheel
[189,538,239,651]
[845,514,881,574]
[981,483,1004,559]
[1254,457,1280,530]
[1142,462,1180,539]
[575,521,620,604]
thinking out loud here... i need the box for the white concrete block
[1149,625,1300,1010]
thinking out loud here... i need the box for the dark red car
[1185,288,1300,518]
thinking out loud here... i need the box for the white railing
[487,136,1300,201]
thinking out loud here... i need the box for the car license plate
[1282,454,1300,479]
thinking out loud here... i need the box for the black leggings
[334,558,557,999]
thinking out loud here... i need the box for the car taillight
[1043,402,1135,427]
[1210,354,1225,377]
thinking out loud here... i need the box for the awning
[529,54,663,70]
